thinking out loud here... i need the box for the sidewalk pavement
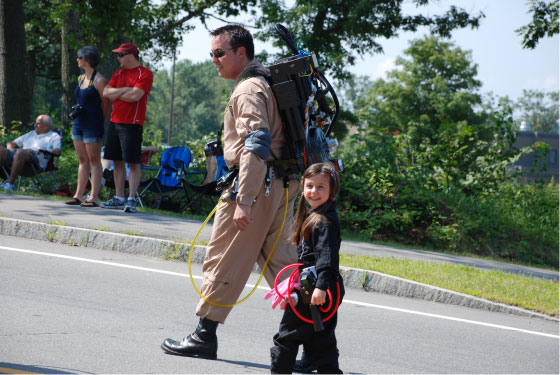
[0,193,557,321]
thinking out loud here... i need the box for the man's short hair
[210,24,255,60]
[40,115,53,128]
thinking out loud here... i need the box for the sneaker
[123,198,137,213]
[100,196,126,209]
[0,181,15,191]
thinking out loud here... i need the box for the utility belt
[216,164,297,201]
[265,164,298,197]
[267,159,302,180]
[266,164,298,180]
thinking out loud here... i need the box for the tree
[0,0,31,128]
[353,36,521,192]
[517,0,559,49]
[60,1,81,128]
[515,89,559,134]
[7,0,484,132]
[145,60,232,146]
[356,36,483,147]
[256,0,483,79]
[24,1,62,124]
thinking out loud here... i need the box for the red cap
[112,43,139,54]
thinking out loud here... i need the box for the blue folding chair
[182,139,230,214]
[138,147,200,210]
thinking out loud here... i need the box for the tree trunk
[60,4,80,130]
[0,0,31,130]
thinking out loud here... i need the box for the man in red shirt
[101,43,153,213]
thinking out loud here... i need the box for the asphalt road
[1,235,558,374]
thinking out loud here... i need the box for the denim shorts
[72,124,103,144]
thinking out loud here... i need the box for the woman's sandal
[65,197,82,205]
[80,201,98,207]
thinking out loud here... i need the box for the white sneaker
[0,181,15,191]
[100,196,127,209]
[123,198,137,213]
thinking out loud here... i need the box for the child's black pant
[270,305,342,374]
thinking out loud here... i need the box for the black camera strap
[79,70,97,88]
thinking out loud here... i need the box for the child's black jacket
[297,201,341,291]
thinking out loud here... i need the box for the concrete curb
[1,217,556,322]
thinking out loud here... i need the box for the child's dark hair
[290,162,340,245]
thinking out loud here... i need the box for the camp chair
[138,146,201,210]
[1,128,63,194]
[181,138,230,214]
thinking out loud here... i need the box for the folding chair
[2,128,63,194]
[138,146,201,210]
[182,138,230,214]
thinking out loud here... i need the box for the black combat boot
[293,350,316,373]
[161,317,219,359]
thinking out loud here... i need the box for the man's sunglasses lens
[118,52,130,58]
[210,50,226,58]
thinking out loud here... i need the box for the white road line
[343,299,559,339]
[2,245,558,340]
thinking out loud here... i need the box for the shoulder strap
[88,70,97,87]
[236,68,266,86]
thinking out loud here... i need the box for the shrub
[338,129,559,268]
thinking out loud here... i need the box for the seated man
[0,114,62,191]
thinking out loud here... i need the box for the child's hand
[311,288,326,305]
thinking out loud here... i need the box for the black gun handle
[310,305,324,332]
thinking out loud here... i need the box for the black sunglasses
[117,52,131,58]
[77,56,84,60]
[209,48,234,58]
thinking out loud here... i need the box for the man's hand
[311,288,326,306]
[118,87,146,102]
[6,141,18,152]
[103,86,132,101]
[233,203,253,231]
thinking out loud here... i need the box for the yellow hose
[188,188,289,308]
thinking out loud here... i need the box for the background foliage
[146,61,232,146]
[337,36,558,267]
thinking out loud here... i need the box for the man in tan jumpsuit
[161,24,299,359]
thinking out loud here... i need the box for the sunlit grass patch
[340,254,559,317]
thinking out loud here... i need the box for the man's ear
[236,46,246,58]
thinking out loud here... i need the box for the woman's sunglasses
[209,48,234,58]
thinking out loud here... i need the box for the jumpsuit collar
[234,60,268,88]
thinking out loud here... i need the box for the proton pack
[266,24,343,177]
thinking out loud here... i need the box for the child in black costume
[270,162,344,374]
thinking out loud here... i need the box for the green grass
[48,220,68,226]
[122,229,143,236]
[341,254,559,317]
